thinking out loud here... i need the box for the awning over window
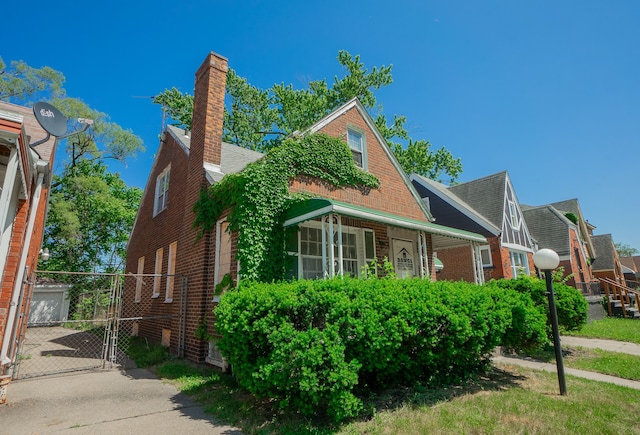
[284,198,486,247]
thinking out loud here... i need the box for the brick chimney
[190,52,228,172]
[178,52,228,363]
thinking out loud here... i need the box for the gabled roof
[541,198,596,259]
[591,234,617,271]
[448,171,509,229]
[304,97,436,223]
[410,174,500,238]
[166,125,263,183]
[521,204,574,255]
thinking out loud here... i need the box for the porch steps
[600,277,640,320]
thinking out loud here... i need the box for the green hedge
[215,278,547,421]
[486,276,588,333]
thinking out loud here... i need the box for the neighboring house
[521,204,596,293]
[620,256,640,287]
[545,199,597,264]
[591,234,626,285]
[0,102,57,376]
[411,171,536,283]
[124,52,486,366]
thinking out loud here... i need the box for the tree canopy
[44,160,142,272]
[153,51,462,182]
[1,56,144,272]
[615,242,639,258]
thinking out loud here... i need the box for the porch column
[471,244,484,285]
[336,215,343,276]
[322,217,328,278]
[418,231,430,279]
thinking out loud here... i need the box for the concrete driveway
[0,368,242,434]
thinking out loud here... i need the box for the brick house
[124,52,486,366]
[591,234,626,286]
[521,200,598,294]
[411,171,536,283]
[0,102,57,375]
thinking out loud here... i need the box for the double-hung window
[300,226,324,279]
[154,165,170,216]
[347,128,365,169]
[479,245,492,267]
[510,250,529,278]
[298,222,375,279]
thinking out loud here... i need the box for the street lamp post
[533,248,567,396]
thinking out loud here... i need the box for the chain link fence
[13,271,186,380]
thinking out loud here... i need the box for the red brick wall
[289,106,427,222]
[125,53,229,363]
[436,245,476,282]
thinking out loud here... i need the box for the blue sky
[4,1,640,251]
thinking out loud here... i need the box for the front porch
[283,198,487,283]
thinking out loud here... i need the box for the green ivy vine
[194,132,380,282]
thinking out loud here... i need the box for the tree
[1,57,145,273]
[614,242,639,258]
[154,51,462,182]
[42,160,142,273]
[0,56,65,102]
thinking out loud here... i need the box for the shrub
[487,276,588,333]
[215,278,547,421]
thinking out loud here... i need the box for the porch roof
[284,198,487,247]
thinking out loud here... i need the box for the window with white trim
[479,245,492,267]
[299,222,375,279]
[153,247,163,297]
[508,200,519,229]
[300,226,324,279]
[154,165,170,216]
[347,128,366,169]
[165,241,177,302]
[135,256,144,302]
[509,250,529,278]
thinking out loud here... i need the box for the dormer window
[347,128,366,169]
[154,165,170,216]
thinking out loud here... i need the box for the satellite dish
[33,102,68,137]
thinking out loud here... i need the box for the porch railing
[599,277,640,319]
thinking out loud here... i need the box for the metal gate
[13,271,187,380]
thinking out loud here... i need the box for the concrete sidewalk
[559,335,640,356]
[494,336,640,391]
[0,368,243,435]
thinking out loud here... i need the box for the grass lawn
[564,317,640,344]
[154,360,640,434]
[521,346,640,381]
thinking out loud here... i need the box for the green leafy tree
[1,57,144,273]
[615,242,639,257]
[0,56,65,102]
[42,160,142,273]
[154,50,462,182]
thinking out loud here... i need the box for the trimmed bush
[487,276,588,333]
[215,278,547,421]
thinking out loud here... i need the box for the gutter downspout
[0,163,46,373]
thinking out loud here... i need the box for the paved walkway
[494,336,640,390]
[559,335,640,356]
[0,368,243,435]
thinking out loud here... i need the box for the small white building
[28,281,72,325]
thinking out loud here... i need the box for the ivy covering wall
[194,132,380,282]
